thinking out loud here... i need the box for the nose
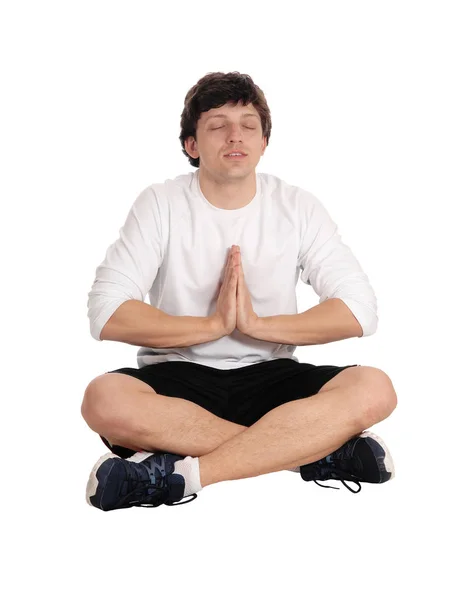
[227,123,243,143]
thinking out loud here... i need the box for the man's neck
[198,168,257,210]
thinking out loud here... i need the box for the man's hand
[211,245,238,336]
[234,245,259,335]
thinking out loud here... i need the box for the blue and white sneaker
[86,451,197,511]
[299,430,395,493]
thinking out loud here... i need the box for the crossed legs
[81,366,397,489]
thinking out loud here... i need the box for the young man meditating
[82,71,397,511]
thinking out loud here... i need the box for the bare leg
[84,387,248,457]
[104,413,315,472]
[82,376,370,475]
[198,385,372,488]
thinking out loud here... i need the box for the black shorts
[100,358,359,458]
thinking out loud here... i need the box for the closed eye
[211,126,255,130]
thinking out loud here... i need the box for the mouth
[224,153,247,160]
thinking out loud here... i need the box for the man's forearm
[249,298,363,346]
[99,299,223,348]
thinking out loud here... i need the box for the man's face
[186,101,267,177]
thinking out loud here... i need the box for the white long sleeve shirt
[87,169,377,370]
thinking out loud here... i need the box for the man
[82,71,397,511]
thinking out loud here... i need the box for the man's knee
[81,375,118,427]
[359,368,398,425]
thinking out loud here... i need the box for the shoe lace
[120,457,198,507]
[306,439,363,494]
[165,493,198,506]
[312,466,362,494]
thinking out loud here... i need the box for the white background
[2,1,463,598]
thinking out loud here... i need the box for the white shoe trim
[86,452,119,506]
[126,451,155,463]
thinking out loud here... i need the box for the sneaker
[299,430,395,493]
[86,450,197,511]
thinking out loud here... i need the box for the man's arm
[247,298,363,346]
[88,186,224,347]
[87,186,165,342]
[100,299,224,348]
[267,188,378,346]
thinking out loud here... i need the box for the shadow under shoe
[299,431,395,494]
[86,451,197,511]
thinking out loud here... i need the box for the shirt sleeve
[87,185,164,341]
[297,191,378,337]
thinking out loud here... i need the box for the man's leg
[82,373,250,457]
[83,368,396,479]
[198,373,397,487]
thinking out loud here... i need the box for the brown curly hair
[179,71,272,168]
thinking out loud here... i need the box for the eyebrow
[204,113,260,122]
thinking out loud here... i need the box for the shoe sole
[86,451,157,508]
[359,430,396,481]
